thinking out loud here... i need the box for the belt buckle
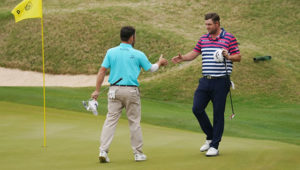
[207,75,212,79]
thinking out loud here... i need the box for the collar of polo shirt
[208,28,226,41]
[120,43,133,48]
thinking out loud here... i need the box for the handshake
[156,53,187,67]
[156,53,186,67]
[157,49,230,67]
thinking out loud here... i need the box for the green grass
[0,86,299,146]
[0,5,189,74]
[1,0,299,103]
[1,1,299,168]
[1,101,299,170]
[0,10,11,20]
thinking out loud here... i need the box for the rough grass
[0,0,299,102]
[0,4,189,74]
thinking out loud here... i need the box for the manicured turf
[0,87,299,146]
[1,101,299,170]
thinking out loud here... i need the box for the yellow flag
[11,0,42,23]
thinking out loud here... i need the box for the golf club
[223,56,236,119]
[99,77,123,93]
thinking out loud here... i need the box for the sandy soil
[0,67,109,87]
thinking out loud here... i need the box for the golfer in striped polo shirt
[172,13,241,156]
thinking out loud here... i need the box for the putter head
[230,113,235,120]
[82,99,98,116]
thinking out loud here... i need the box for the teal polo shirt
[101,43,152,86]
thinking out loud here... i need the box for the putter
[223,56,236,119]
[82,78,123,115]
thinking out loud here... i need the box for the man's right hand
[172,54,184,64]
[91,90,99,100]
[158,54,168,66]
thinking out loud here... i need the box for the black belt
[111,85,137,87]
[203,75,229,79]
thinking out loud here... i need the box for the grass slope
[0,86,299,145]
[0,0,299,103]
[0,101,299,170]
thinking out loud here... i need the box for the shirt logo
[218,40,227,43]
[120,48,129,51]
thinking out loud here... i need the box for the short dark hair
[120,26,136,42]
[204,13,220,24]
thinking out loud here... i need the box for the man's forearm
[182,51,199,61]
[150,61,163,72]
[155,61,161,67]
[95,67,107,91]
[228,54,241,62]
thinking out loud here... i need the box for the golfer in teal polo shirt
[102,43,153,86]
[91,26,168,163]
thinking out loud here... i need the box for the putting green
[0,101,299,170]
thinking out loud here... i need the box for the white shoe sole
[135,159,146,162]
[206,152,219,157]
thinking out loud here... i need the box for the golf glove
[82,99,98,116]
[213,49,224,63]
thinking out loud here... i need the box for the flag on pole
[11,0,42,22]
[11,0,47,148]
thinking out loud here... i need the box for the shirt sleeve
[228,36,240,55]
[139,52,152,71]
[101,50,111,68]
[193,39,202,53]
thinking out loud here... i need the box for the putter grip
[111,78,123,85]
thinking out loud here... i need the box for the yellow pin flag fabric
[11,0,42,23]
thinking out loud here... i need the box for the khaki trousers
[99,86,143,154]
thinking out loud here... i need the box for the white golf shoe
[200,140,212,152]
[134,153,147,162]
[206,147,219,157]
[99,151,110,163]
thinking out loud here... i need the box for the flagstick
[41,16,47,148]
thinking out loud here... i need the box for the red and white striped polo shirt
[193,28,240,77]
